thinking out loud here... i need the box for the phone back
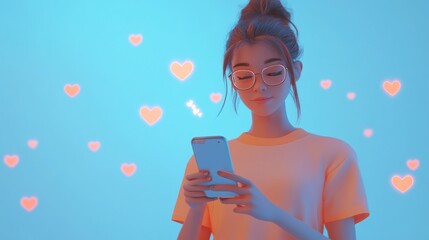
[191,136,238,198]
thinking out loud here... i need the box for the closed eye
[237,75,253,80]
[266,70,283,76]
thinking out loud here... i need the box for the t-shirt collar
[237,128,309,146]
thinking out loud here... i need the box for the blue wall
[1,0,428,239]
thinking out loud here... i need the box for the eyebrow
[232,58,282,68]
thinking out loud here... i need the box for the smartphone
[191,136,238,198]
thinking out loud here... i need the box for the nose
[252,73,267,92]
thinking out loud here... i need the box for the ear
[292,61,303,82]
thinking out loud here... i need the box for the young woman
[172,0,369,239]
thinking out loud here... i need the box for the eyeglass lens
[232,65,287,90]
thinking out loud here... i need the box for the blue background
[1,0,428,239]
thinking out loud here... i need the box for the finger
[184,184,211,192]
[184,178,212,191]
[210,184,247,195]
[188,176,212,186]
[184,191,209,198]
[186,170,210,181]
[187,197,218,203]
[219,197,247,205]
[217,171,252,187]
[233,205,251,214]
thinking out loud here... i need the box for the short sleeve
[171,156,212,229]
[323,142,370,224]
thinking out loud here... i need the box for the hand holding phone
[182,170,218,209]
[191,136,238,198]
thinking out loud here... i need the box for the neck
[248,104,295,138]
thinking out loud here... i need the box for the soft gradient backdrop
[1,0,428,239]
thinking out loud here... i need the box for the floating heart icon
[347,92,356,100]
[383,80,401,96]
[210,93,222,103]
[391,175,414,193]
[407,159,419,171]
[139,106,163,126]
[170,61,194,81]
[88,141,101,152]
[129,34,143,46]
[320,80,332,89]
[4,155,19,168]
[121,163,136,176]
[21,196,38,212]
[28,139,38,149]
[363,128,373,138]
[64,84,80,97]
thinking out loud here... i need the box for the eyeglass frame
[228,64,289,90]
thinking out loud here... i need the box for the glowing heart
[21,196,38,212]
[28,139,38,149]
[383,80,401,96]
[320,80,332,89]
[121,163,136,176]
[4,155,19,168]
[170,61,194,81]
[129,34,143,46]
[88,141,101,152]
[363,128,373,138]
[210,93,222,103]
[347,92,356,100]
[391,175,414,193]
[64,84,80,97]
[407,159,420,171]
[139,106,163,126]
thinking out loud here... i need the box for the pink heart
[88,141,101,152]
[210,93,222,103]
[28,139,38,149]
[347,92,356,100]
[4,155,19,168]
[391,175,413,193]
[407,159,419,171]
[320,80,332,89]
[129,34,143,46]
[64,84,80,97]
[21,196,38,212]
[121,163,136,177]
[170,61,194,81]
[363,128,373,138]
[139,106,163,126]
[383,80,401,96]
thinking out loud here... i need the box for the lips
[251,97,273,102]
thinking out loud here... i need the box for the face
[230,41,297,117]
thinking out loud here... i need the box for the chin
[249,106,278,117]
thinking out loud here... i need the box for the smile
[251,97,273,103]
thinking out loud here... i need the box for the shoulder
[304,130,355,155]
[302,131,358,172]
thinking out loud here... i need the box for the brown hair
[219,0,303,120]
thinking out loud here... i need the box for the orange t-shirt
[172,128,370,239]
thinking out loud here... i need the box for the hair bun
[239,0,291,25]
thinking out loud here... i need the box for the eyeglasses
[228,64,288,90]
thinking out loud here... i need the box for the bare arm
[198,226,212,240]
[272,207,357,240]
[272,206,329,240]
[177,205,211,240]
[325,217,356,240]
[177,170,216,240]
